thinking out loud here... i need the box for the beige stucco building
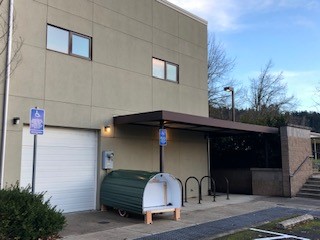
[0,0,209,212]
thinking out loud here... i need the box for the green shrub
[0,184,66,240]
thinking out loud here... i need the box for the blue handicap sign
[30,108,45,135]
[159,129,167,146]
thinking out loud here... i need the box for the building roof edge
[156,0,208,25]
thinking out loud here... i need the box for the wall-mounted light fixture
[13,117,20,125]
[104,125,111,133]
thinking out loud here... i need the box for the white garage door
[20,127,97,213]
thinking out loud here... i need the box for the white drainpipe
[0,0,14,189]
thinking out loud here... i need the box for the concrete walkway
[62,194,320,240]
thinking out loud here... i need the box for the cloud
[167,0,319,32]
[167,0,243,31]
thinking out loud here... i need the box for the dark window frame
[46,24,92,60]
[152,57,179,83]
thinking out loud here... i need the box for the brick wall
[280,126,312,197]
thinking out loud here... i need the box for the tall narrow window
[46,25,92,60]
[152,58,179,83]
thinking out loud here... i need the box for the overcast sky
[167,0,320,112]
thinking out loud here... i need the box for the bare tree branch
[207,34,241,108]
[247,59,297,112]
[0,1,22,83]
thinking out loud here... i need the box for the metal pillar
[231,90,235,122]
[0,0,14,189]
[314,139,318,160]
[159,121,164,172]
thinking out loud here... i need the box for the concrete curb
[276,214,314,229]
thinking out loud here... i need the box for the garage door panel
[22,130,96,148]
[21,127,97,213]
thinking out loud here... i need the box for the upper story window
[152,58,178,83]
[47,25,92,60]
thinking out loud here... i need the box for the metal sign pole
[29,107,45,194]
[32,134,37,194]
[159,121,165,173]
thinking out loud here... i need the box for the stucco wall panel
[48,0,93,21]
[92,63,152,112]
[179,13,207,48]
[93,4,152,42]
[8,96,44,128]
[152,79,180,112]
[103,137,154,171]
[179,39,207,62]
[34,0,48,5]
[45,52,92,105]
[179,140,207,197]
[153,1,179,36]
[93,24,152,75]
[179,55,208,90]
[14,0,47,48]
[10,45,45,99]
[48,6,93,37]
[152,45,179,65]
[179,86,208,117]
[44,101,91,128]
[152,28,179,53]
[3,131,22,185]
[94,0,152,25]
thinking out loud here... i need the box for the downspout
[0,0,14,189]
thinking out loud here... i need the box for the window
[152,58,178,82]
[166,62,178,82]
[47,25,92,60]
[152,58,165,79]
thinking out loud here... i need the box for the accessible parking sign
[30,108,45,135]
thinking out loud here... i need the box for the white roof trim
[311,132,320,139]
[156,0,208,25]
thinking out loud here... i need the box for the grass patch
[214,215,320,240]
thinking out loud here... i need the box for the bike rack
[176,178,184,207]
[200,176,216,202]
[184,176,201,204]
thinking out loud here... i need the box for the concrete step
[297,175,320,200]
[296,192,320,200]
[306,179,320,185]
[303,184,320,189]
[300,188,320,194]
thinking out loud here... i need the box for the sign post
[30,107,45,194]
[159,126,167,172]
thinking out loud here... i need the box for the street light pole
[224,86,235,122]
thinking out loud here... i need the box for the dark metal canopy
[114,110,279,135]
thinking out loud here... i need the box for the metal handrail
[176,178,184,207]
[224,177,230,200]
[184,176,201,204]
[290,156,312,177]
[200,176,216,202]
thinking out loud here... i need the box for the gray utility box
[100,169,181,224]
